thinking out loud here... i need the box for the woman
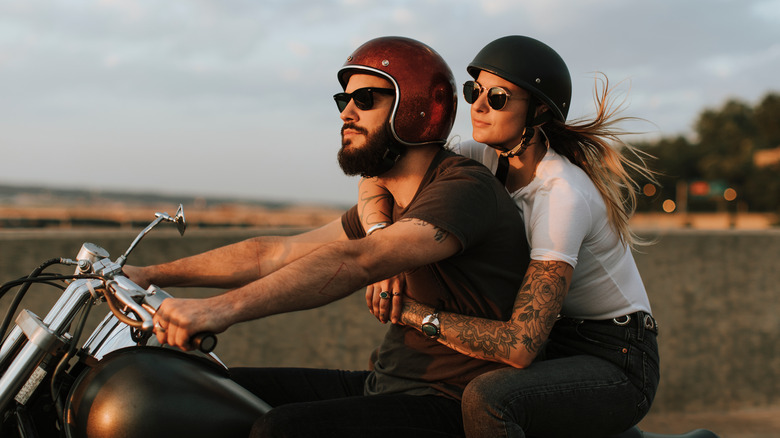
[361,35,659,437]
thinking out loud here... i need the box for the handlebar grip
[191,332,218,353]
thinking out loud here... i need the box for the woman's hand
[365,274,406,324]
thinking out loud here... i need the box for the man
[127,37,529,437]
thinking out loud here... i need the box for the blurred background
[1,1,779,437]
[1,0,779,217]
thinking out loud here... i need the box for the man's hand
[122,265,151,289]
[365,274,406,324]
[153,297,231,351]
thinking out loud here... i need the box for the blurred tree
[754,94,780,148]
[631,92,779,214]
[694,100,755,185]
[745,166,780,212]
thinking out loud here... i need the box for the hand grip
[191,332,217,353]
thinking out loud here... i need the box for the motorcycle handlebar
[191,332,218,354]
[107,277,218,354]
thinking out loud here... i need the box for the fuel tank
[65,347,271,438]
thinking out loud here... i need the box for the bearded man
[126,36,529,437]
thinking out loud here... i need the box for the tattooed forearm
[511,260,569,354]
[447,315,521,359]
[400,300,430,327]
[414,260,570,366]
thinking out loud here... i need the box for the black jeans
[462,315,660,438]
[229,367,464,438]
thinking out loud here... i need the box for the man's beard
[338,123,406,177]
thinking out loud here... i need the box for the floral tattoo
[421,261,569,361]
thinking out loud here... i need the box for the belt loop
[636,311,646,341]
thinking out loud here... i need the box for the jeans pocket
[571,324,631,370]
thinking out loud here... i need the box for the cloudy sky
[2,0,779,206]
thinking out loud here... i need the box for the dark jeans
[229,367,464,438]
[462,315,660,438]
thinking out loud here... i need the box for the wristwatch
[421,311,441,339]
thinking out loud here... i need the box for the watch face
[421,322,438,337]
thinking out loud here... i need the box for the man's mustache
[341,123,368,135]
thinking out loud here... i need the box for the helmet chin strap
[495,100,552,185]
[362,145,403,178]
[501,126,536,158]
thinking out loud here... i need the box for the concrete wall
[1,227,778,413]
[632,229,780,412]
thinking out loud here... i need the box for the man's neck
[377,145,441,209]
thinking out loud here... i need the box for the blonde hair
[543,74,656,248]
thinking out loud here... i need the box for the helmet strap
[495,154,510,185]
[380,145,403,171]
[494,99,553,185]
[499,99,553,159]
[500,126,535,159]
[361,143,403,178]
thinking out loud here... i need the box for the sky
[1,0,779,207]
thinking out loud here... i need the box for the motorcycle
[0,206,717,438]
[0,206,270,437]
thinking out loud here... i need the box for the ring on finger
[155,322,167,333]
[392,292,401,296]
[379,291,390,299]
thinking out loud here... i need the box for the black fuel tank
[65,347,271,438]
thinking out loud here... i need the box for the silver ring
[379,291,390,299]
[155,322,167,333]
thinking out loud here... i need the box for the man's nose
[340,99,359,122]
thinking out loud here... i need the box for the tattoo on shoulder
[397,218,450,243]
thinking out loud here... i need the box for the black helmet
[467,35,571,122]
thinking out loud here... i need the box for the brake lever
[106,277,154,332]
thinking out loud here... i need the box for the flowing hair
[542,74,656,248]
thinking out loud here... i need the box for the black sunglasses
[463,80,513,110]
[333,87,395,112]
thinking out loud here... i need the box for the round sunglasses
[333,87,395,112]
[462,80,514,110]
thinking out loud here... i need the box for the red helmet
[338,36,457,146]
